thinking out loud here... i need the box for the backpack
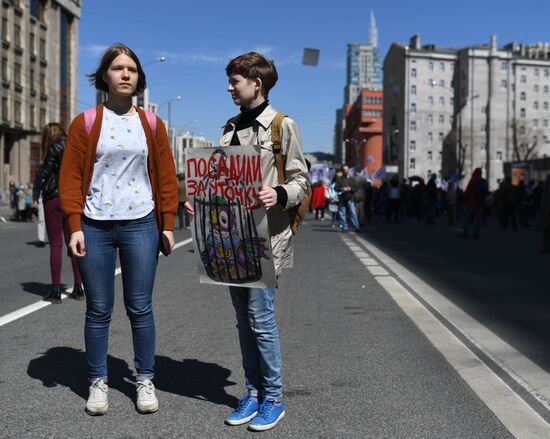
[271,113,311,234]
[83,106,157,136]
[474,179,488,199]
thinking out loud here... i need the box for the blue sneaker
[225,394,259,426]
[248,398,285,431]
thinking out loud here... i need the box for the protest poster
[185,145,276,288]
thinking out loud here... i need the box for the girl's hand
[184,201,195,215]
[259,187,277,208]
[162,230,175,251]
[69,231,86,257]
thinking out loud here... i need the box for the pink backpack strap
[84,107,97,135]
[144,110,157,136]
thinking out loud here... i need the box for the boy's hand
[184,201,195,215]
[259,187,277,208]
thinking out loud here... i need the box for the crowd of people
[308,164,550,243]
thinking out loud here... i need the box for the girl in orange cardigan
[59,44,177,416]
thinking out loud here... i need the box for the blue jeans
[229,287,282,400]
[78,211,158,382]
[462,206,483,236]
[338,199,360,230]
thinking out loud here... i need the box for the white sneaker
[136,379,159,414]
[85,379,108,415]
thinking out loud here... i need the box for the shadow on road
[27,347,135,400]
[154,356,238,407]
[21,282,60,298]
[27,348,239,407]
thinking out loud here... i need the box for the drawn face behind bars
[210,204,237,238]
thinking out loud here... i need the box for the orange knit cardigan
[59,104,178,234]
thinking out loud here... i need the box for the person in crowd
[386,177,401,224]
[310,180,327,220]
[59,44,178,416]
[540,175,550,252]
[500,176,518,230]
[327,181,339,228]
[34,123,84,302]
[459,168,488,238]
[446,181,457,226]
[334,164,360,232]
[426,174,438,225]
[364,179,374,223]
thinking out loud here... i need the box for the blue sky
[78,0,550,153]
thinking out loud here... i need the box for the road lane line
[340,234,550,436]
[374,274,550,438]
[352,234,550,414]
[0,237,193,328]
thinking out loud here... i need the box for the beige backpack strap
[271,112,287,185]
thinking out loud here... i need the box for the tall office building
[334,11,382,164]
[0,0,81,190]
[384,34,550,188]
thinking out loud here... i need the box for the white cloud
[80,44,110,58]
[158,46,277,66]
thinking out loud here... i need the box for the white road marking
[0,237,193,328]
[340,234,550,437]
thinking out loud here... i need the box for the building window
[438,132,444,141]
[30,68,35,92]
[411,103,416,113]
[428,79,435,88]
[2,97,8,121]
[411,68,417,78]
[535,68,540,77]
[14,23,21,48]
[439,62,445,72]
[545,102,549,111]
[30,33,35,54]
[409,158,416,170]
[40,73,46,95]
[30,105,35,127]
[427,114,433,125]
[40,108,46,127]
[546,69,550,78]
[410,121,416,131]
[534,101,539,110]
[439,115,445,124]
[2,17,8,41]
[520,126,526,135]
[439,79,445,87]
[534,119,539,127]
[535,84,540,93]
[501,62,508,71]
[520,92,526,101]
[450,97,454,107]
[1,57,8,81]
[410,140,416,151]
[545,85,549,94]
[30,0,44,20]
[520,108,526,117]
[40,38,46,60]
[544,119,549,128]
[496,151,503,161]
[14,100,21,124]
[439,96,445,106]
[501,79,507,88]
[428,96,434,106]
[428,62,434,71]
[14,63,22,87]
[521,75,527,83]
[428,132,433,142]
[427,150,433,160]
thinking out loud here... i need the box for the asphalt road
[0,216,519,438]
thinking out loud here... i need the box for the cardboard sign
[186,145,276,288]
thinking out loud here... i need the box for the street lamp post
[142,56,166,67]
[158,96,182,131]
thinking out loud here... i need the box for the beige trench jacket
[219,104,310,277]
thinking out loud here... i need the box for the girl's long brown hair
[41,123,67,161]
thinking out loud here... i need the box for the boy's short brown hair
[87,44,146,96]
[226,52,278,97]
